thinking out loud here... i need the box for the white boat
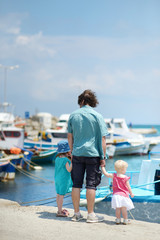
[80,156,160,223]
[105,118,160,153]
[0,103,24,151]
[114,141,149,156]
[55,114,70,129]
[0,124,24,151]
[0,153,24,180]
[45,114,69,140]
[130,127,157,135]
[25,116,159,157]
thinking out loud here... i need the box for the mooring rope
[9,161,54,183]
[131,179,160,189]
[22,157,43,170]
[20,192,72,205]
[129,210,135,220]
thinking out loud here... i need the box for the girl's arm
[126,180,134,198]
[66,162,72,173]
[101,166,113,178]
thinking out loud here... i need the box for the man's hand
[100,159,105,168]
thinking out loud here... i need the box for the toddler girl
[101,159,134,224]
[55,140,72,217]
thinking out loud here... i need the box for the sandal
[56,211,68,217]
[62,209,70,216]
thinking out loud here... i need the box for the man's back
[68,105,107,158]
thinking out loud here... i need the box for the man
[68,89,108,223]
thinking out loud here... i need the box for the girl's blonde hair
[114,160,128,172]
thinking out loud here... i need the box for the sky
[0,0,160,124]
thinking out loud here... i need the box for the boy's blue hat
[57,140,70,153]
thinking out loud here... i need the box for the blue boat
[31,149,57,164]
[21,145,57,164]
[24,139,57,150]
[0,153,24,180]
[80,156,160,223]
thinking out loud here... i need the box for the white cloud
[16,35,30,45]
[153,68,160,77]
[0,14,160,122]
[0,13,22,35]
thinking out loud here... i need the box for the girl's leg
[115,208,121,219]
[56,194,64,213]
[121,207,128,219]
[115,208,121,224]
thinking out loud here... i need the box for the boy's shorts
[71,155,101,190]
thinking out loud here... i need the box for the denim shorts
[71,156,101,190]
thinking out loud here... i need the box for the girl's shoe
[123,219,131,225]
[115,218,121,224]
[62,209,70,216]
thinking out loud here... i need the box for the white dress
[112,194,134,210]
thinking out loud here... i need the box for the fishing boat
[24,117,159,157]
[113,141,149,156]
[23,114,67,150]
[105,118,160,153]
[80,156,160,223]
[0,158,10,180]
[130,127,157,135]
[0,152,25,180]
[24,138,57,150]
[0,102,24,152]
[0,122,24,152]
[30,149,57,164]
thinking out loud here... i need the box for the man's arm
[68,133,73,153]
[100,136,106,167]
[102,136,106,158]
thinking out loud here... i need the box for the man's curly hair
[78,89,99,108]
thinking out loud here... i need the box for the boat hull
[94,196,160,223]
[114,142,147,156]
[31,150,57,164]
[0,154,24,180]
[24,140,57,150]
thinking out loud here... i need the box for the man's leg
[71,187,84,221]
[86,188,96,214]
[72,187,81,213]
[71,156,85,216]
[86,157,104,223]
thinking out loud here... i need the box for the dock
[0,199,160,240]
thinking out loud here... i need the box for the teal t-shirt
[68,105,108,159]
[54,156,72,195]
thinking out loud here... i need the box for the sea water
[0,125,160,209]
